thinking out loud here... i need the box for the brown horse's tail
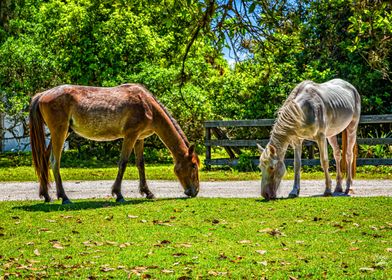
[341,130,357,178]
[29,96,51,197]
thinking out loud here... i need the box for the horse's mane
[270,83,308,146]
[148,92,190,148]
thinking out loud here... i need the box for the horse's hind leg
[344,122,358,194]
[328,135,343,193]
[134,140,155,199]
[50,126,71,204]
[289,140,303,198]
[112,134,137,202]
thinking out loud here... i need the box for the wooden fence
[204,114,392,169]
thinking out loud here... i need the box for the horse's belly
[71,126,123,141]
[70,118,125,141]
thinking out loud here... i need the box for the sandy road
[0,179,391,201]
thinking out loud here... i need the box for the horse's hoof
[116,197,126,203]
[288,193,298,198]
[146,193,155,199]
[62,199,72,205]
[334,187,343,193]
[323,191,333,197]
[345,189,354,195]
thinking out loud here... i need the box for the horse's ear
[256,144,265,153]
[188,144,195,156]
[268,144,277,156]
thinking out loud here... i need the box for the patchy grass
[0,197,391,278]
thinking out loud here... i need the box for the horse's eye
[192,164,197,169]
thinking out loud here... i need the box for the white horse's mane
[270,84,308,147]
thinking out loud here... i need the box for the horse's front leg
[328,135,343,193]
[289,141,303,198]
[317,135,332,196]
[112,135,137,202]
[134,140,155,199]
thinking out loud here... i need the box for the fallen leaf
[296,240,305,244]
[255,250,267,255]
[52,243,64,250]
[26,242,34,246]
[176,243,192,248]
[257,261,268,266]
[127,215,138,219]
[359,267,374,272]
[100,266,114,272]
[119,243,131,248]
[105,241,118,246]
[172,253,187,257]
[238,240,251,244]
[34,249,40,256]
[374,261,387,269]
[61,215,73,219]
[350,247,359,251]
[386,248,392,252]
[289,276,298,280]
[161,269,174,274]
[45,219,56,223]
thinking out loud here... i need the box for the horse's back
[293,79,360,137]
[34,84,156,141]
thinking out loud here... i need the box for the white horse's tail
[341,130,357,178]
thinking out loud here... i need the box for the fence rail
[204,114,392,168]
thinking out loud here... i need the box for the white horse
[257,79,361,200]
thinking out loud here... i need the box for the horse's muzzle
[184,186,198,197]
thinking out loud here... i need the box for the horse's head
[257,144,286,200]
[174,145,200,197]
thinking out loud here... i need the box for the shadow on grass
[13,197,191,212]
[255,192,350,202]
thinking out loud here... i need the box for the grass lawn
[0,197,391,278]
[0,165,391,182]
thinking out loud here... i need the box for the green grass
[0,164,391,182]
[0,197,391,278]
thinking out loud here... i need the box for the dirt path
[0,180,391,201]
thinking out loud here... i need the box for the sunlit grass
[0,197,391,278]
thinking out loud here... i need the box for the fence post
[205,126,211,170]
[0,113,3,152]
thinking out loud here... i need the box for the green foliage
[233,151,258,172]
[1,0,391,159]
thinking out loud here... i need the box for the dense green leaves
[0,0,391,150]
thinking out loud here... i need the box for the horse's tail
[341,130,357,178]
[29,96,51,197]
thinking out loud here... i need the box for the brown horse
[29,83,200,204]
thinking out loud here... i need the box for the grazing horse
[257,79,361,200]
[29,83,200,204]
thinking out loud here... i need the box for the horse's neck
[153,109,188,161]
[270,132,290,160]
